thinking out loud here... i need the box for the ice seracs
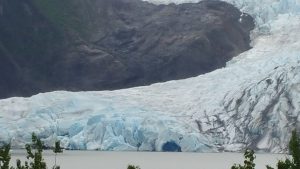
[0,0,300,152]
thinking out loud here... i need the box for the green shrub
[53,141,63,169]
[231,149,256,169]
[0,144,11,169]
[0,133,63,169]
[127,164,141,169]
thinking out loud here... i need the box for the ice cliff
[0,0,300,152]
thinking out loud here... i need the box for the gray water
[10,150,288,169]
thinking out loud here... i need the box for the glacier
[1,0,300,152]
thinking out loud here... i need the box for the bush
[53,141,63,169]
[127,164,141,169]
[232,130,300,169]
[231,149,256,169]
[0,144,11,169]
[0,133,63,169]
[266,130,300,169]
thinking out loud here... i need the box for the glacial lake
[11,150,288,169]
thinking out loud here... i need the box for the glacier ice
[0,0,300,152]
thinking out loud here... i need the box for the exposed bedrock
[0,0,254,98]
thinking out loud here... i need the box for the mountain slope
[0,0,299,152]
[0,0,254,99]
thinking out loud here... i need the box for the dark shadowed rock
[0,0,254,98]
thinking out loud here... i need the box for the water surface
[11,150,288,169]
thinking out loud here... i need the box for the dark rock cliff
[0,0,254,98]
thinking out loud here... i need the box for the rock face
[0,0,254,99]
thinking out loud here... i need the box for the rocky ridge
[0,0,254,98]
